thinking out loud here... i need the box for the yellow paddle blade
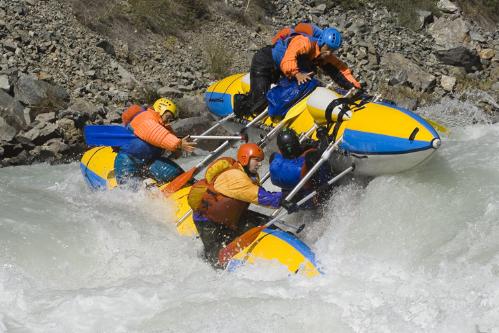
[424,117,449,135]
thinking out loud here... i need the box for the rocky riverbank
[0,0,497,167]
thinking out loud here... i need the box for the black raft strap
[325,98,350,124]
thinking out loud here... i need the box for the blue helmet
[319,28,342,50]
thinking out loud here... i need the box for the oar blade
[424,117,448,135]
[162,167,197,195]
[218,225,265,266]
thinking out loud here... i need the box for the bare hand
[295,72,314,85]
[180,137,196,153]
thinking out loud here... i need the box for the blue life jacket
[270,150,334,191]
[120,110,163,162]
[271,32,319,69]
[269,152,305,190]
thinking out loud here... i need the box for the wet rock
[40,138,69,156]
[1,142,23,159]
[10,150,30,165]
[16,122,59,145]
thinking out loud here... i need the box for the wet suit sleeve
[214,169,282,208]
[320,54,361,90]
[257,187,282,208]
[131,111,181,151]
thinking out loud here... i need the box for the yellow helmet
[153,98,177,118]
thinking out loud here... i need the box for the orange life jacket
[271,22,318,45]
[188,157,250,230]
[122,104,144,125]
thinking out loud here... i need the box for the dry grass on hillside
[70,0,210,40]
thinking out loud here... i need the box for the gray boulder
[437,0,459,13]
[435,47,482,72]
[16,122,59,145]
[428,17,469,49]
[0,74,10,92]
[381,53,436,91]
[56,118,81,144]
[0,116,16,141]
[96,40,116,57]
[65,99,102,123]
[176,94,209,119]
[0,89,25,130]
[13,75,69,114]
[416,10,433,30]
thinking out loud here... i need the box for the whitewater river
[1,99,498,332]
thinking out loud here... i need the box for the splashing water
[1,98,498,332]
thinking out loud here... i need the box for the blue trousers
[114,153,184,189]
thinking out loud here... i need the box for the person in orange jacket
[114,98,196,189]
[189,143,289,266]
[236,24,362,117]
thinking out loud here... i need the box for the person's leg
[248,46,278,116]
[193,219,236,268]
[237,209,268,234]
[114,153,142,190]
[148,157,184,183]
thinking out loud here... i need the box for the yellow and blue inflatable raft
[80,146,321,277]
[205,73,442,176]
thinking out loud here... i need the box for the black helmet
[277,128,301,158]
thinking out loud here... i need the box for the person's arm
[132,114,181,151]
[280,35,317,78]
[320,54,361,89]
[214,169,282,208]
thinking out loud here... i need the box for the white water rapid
[1,98,498,333]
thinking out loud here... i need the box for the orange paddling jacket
[122,106,181,152]
[271,24,361,90]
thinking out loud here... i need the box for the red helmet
[237,143,264,166]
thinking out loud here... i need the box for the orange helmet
[237,143,264,166]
